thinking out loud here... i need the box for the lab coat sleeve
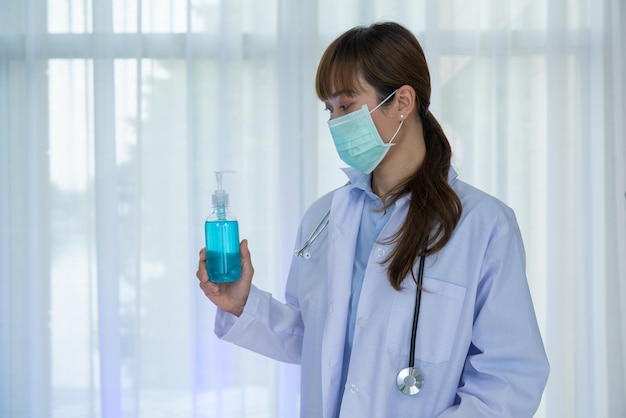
[214,284,304,364]
[436,211,549,418]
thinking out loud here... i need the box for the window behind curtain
[1,0,624,417]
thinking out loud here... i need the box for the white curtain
[1,0,624,417]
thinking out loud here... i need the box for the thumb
[240,239,254,282]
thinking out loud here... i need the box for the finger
[240,239,249,260]
[197,271,209,283]
[196,263,208,282]
[200,280,219,296]
[197,248,208,282]
[240,239,254,281]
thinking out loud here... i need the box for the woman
[197,22,549,417]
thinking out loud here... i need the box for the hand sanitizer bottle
[205,170,241,283]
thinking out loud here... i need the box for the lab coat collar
[340,166,459,197]
[448,166,459,184]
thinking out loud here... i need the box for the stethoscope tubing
[409,255,426,368]
[294,207,330,258]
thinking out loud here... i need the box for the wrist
[230,303,246,317]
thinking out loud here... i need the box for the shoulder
[452,177,518,229]
[438,176,528,290]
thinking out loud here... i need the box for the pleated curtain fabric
[0,0,624,417]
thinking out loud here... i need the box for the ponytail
[382,111,462,290]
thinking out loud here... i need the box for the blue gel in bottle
[205,171,241,283]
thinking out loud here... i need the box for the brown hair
[315,22,462,290]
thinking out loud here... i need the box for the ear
[395,85,416,120]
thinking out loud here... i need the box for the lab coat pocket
[385,277,467,364]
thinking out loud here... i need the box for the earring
[400,114,404,120]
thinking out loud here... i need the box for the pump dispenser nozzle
[212,170,235,220]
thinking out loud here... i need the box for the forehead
[325,89,353,101]
[322,77,373,101]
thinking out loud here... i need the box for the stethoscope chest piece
[396,366,424,396]
[396,253,427,396]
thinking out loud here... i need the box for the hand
[197,240,254,317]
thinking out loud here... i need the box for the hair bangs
[315,36,365,100]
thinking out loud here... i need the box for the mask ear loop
[371,90,403,146]
[385,116,404,146]
[370,89,399,113]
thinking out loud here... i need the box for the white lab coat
[215,168,549,418]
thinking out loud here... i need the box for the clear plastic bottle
[205,171,241,283]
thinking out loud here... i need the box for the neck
[371,118,425,197]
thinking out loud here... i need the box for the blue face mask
[328,89,404,174]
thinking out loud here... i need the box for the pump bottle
[205,171,241,283]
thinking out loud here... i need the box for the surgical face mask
[328,89,404,174]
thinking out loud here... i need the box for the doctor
[197,21,549,417]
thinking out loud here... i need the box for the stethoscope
[396,254,426,395]
[295,208,427,396]
[294,207,330,259]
